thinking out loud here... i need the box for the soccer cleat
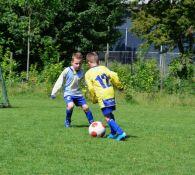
[89,120,94,124]
[115,132,126,141]
[65,123,70,128]
[65,120,71,128]
[50,95,56,99]
[107,133,117,139]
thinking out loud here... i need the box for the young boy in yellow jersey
[85,52,126,141]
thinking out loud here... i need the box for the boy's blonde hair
[86,52,99,63]
[72,52,83,61]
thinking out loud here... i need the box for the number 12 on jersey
[95,73,111,88]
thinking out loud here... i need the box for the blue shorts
[64,95,87,106]
[101,106,116,116]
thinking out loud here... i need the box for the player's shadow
[101,134,138,141]
[126,134,138,139]
[115,135,138,142]
[71,124,89,128]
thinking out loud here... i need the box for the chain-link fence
[97,50,195,91]
[97,51,183,74]
[98,51,180,63]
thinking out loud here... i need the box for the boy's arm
[85,73,98,103]
[51,69,67,97]
[109,70,123,90]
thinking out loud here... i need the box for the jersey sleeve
[51,68,67,96]
[85,72,98,103]
[108,70,123,90]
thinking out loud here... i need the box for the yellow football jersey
[85,65,123,108]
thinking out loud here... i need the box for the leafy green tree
[0,0,126,72]
[45,0,126,59]
[130,0,195,54]
[0,0,59,70]
[129,0,194,80]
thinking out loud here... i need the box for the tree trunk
[178,34,184,54]
[188,33,193,52]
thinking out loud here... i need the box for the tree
[0,0,60,70]
[130,0,195,54]
[0,0,126,72]
[0,64,10,107]
[44,0,126,59]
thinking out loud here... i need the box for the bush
[164,54,194,94]
[18,62,64,95]
[109,59,160,99]
[168,54,194,80]
[164,76,195,95]
[109,61,132,89]
[109,62,134,100]
[0,48,18,82]
[39,62,64,84]
[131,59,160,92]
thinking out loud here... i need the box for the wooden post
[26,14,31,81]
[105,26,110,67]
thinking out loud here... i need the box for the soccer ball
[89,121,106,137]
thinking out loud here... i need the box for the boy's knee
[105,117,110,122]
[105,113,115,121]
[67,102,74,110]
[82,104,89,112]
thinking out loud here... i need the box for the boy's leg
[106,117,126,141]
[102,106,126,140]
[65,108,73,127]
[106,113,116,137]
[82,104,94,124]
[110,112,115,121]
[102,107,121,134]
[74,96,94,124]
[64,96,74,127]
[106,115,123,135]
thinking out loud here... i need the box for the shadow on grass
[101,134,138,141]
[2,105,65,109]
[71,124,89,128]
[126,134,138,139]
[114,135,138,142]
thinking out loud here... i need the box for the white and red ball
[89,121,106,137]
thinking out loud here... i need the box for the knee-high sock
[106,113,115,134]
[107,119,123,135]
[85,110,94,124]
[66,109,73,123]
[107,113,116,134]
[109,113,115,121]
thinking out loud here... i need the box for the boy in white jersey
[51,52,94,127]
[85,52,126,141]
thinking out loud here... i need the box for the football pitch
[0,93,194,175]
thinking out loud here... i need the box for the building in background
[111,18,142,52]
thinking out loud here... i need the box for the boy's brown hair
[72,52,83,61]
[86,52,99,63]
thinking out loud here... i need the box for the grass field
[0,93,195,175]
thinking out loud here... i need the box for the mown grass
[0,92,195,175]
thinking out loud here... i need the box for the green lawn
[0,93,195,175]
